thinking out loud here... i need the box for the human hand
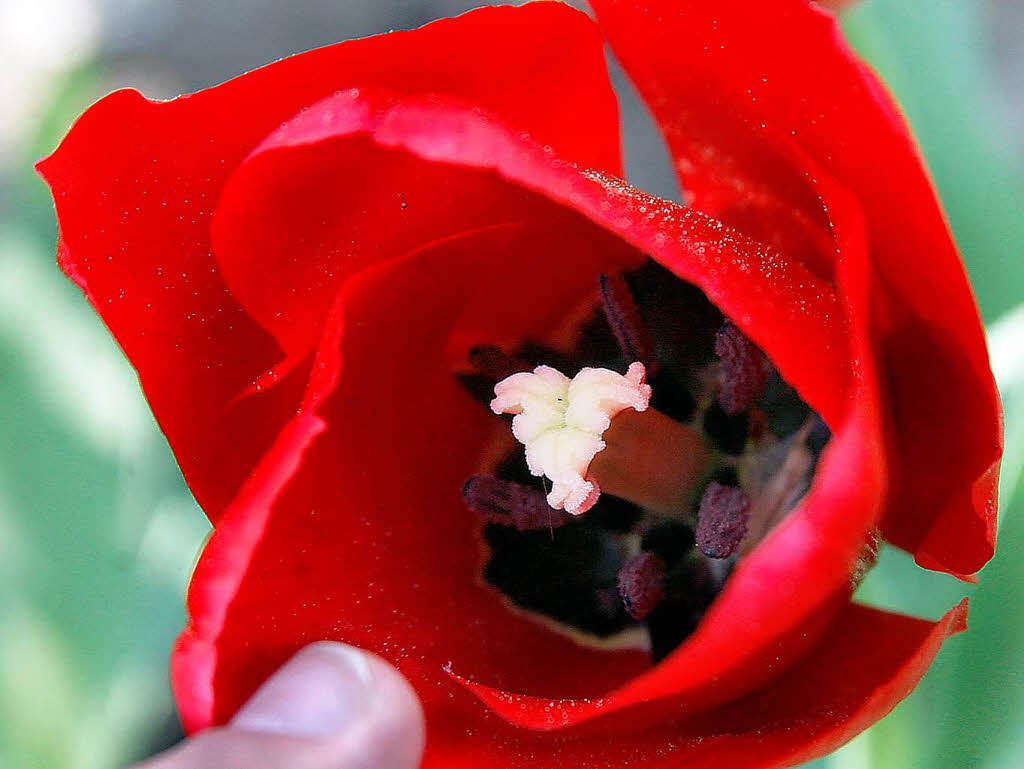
[135,643,425,769]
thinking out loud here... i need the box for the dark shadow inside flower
[458,259,831,661]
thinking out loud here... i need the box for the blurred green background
[0,0,1020,767]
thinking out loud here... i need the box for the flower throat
[458,260,829,661]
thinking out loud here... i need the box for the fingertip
[230,642,425,768]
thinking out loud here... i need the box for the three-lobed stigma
[490,362,652,514]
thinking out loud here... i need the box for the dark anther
[696,481,751,559]
[617,551,667,620]
[599,273,655,368]
[462,474,571,531]
[715,322,767,415]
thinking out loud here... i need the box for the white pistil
[490,362,652,515]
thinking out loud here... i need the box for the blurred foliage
[0,223,210,768]
[1,67,210,766]
[0,0,1020,767]
[842,0,1024,324]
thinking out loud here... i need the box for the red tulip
[37,1,1001,766]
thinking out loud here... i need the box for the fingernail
[231,642,379,737]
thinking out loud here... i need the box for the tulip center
[458,261,830,660]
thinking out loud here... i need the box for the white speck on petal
[490,362,651,515]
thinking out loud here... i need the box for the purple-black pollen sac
[617,551,667,620]
[715,322,767,415]
[462,474,572,531]
[600,273,655,368]
[696,481,751,559]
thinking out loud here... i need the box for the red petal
[419,600,968,768]
[212,87,851,425]
[209,92,626,365]
[174,90,887,744]
[590,0,1001,576]
[175,222,653,731]
[173,411,326,733]
[35,1,622,523]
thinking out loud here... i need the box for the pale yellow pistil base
[591,407,711,516]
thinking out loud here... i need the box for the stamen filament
[600,272,655,368]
